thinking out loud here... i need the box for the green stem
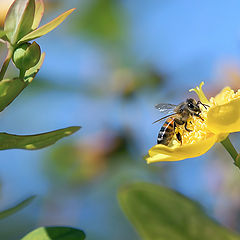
[19,69,26,79]
[221,136,240,169]
[0,46,13,81]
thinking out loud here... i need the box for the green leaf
[118,182,240,240]
[0,29,6,39]
[32,0,44,30]
[0,53,44,112]
[4,0,35,44]
[22,226,86,240]
[24,52,45,83]
[0,78,27,112]
[76,0,126,43]
[0,195,35,219]
[0,126,81,150]
[18,8,75,44]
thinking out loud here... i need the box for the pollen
[172,106,214,146]
[209,87,240,106]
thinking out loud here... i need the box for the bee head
[186,98,201,113]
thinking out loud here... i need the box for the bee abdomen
[157,118,175,145]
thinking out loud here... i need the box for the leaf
[4,0,35,44]
[0,29,6,39]
[76,0,126,42]
[22,226,86,240]
[0,53,44,112]
[0,195,35,219]
[18,8,75,44]
[0,126,81,150]
[118,182,240,240]
[32,0,44,30]
[0,78,27,112]
[24,52,45,83]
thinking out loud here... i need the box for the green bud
[12,42,41,71]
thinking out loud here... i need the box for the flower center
[169,106,214,146]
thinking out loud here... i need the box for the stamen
[170,105,211,146]
[189,82,210,104]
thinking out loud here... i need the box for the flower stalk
[221,137,240,169]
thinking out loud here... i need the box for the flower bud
[12,42,41,71]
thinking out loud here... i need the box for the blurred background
[1,0,240,239]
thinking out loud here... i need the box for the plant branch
[221,136,240,169]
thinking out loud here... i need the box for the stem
[0,46,13,81]
[221,137,240,169]
[19,69,26,79]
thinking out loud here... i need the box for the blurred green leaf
[18,8,75,44]
[32,0,44,30]
[24,52,45,82]
[22,226,86,240]
[0,78,27,112]
[4,0,35,44]
[0,126,81,150]
[0,195,35,219]
[118,182,240,240]
[76,0,126,42]
[0,30,6,39]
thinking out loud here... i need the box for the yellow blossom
[146,82,240,163]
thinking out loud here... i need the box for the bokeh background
[1,0,240,239]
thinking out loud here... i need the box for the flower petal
[213,87,234,105]
[207,98,240,133]
[146,135,218,163]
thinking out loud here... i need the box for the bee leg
[194,113,204,121]
[176,132,182,145]
[184,122,192,132]
[174,121,182,144]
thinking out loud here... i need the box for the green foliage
[0,53,44,112]
[21,227,86,240]
[0,78,27,111]
[0,30,6,39]
[0,0,83,238]
[0,127,81,150]
[13,42,41,72]
[18,8,75,44]
[31,0,44,30]
[76,0,126,42]
[0,0,79,151]
[24,52,45,82]
[118,182,240,240]
[0,196,35,219]
[3,0,74,46]
[4,0,35,45]
[0,0,75,81]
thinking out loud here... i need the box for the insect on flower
[154,98,209,146]
[146,82,240,164]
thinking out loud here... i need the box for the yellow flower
[146,82,240,163]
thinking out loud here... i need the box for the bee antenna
[197,100,209,109]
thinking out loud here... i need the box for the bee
[154,98,208,145]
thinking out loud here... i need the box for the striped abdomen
[157,118,175,145]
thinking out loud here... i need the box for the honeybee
[154,98,208,145]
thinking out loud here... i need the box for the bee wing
[155,103,177,114]
[152,113,178,124]
[153,103,178,124]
